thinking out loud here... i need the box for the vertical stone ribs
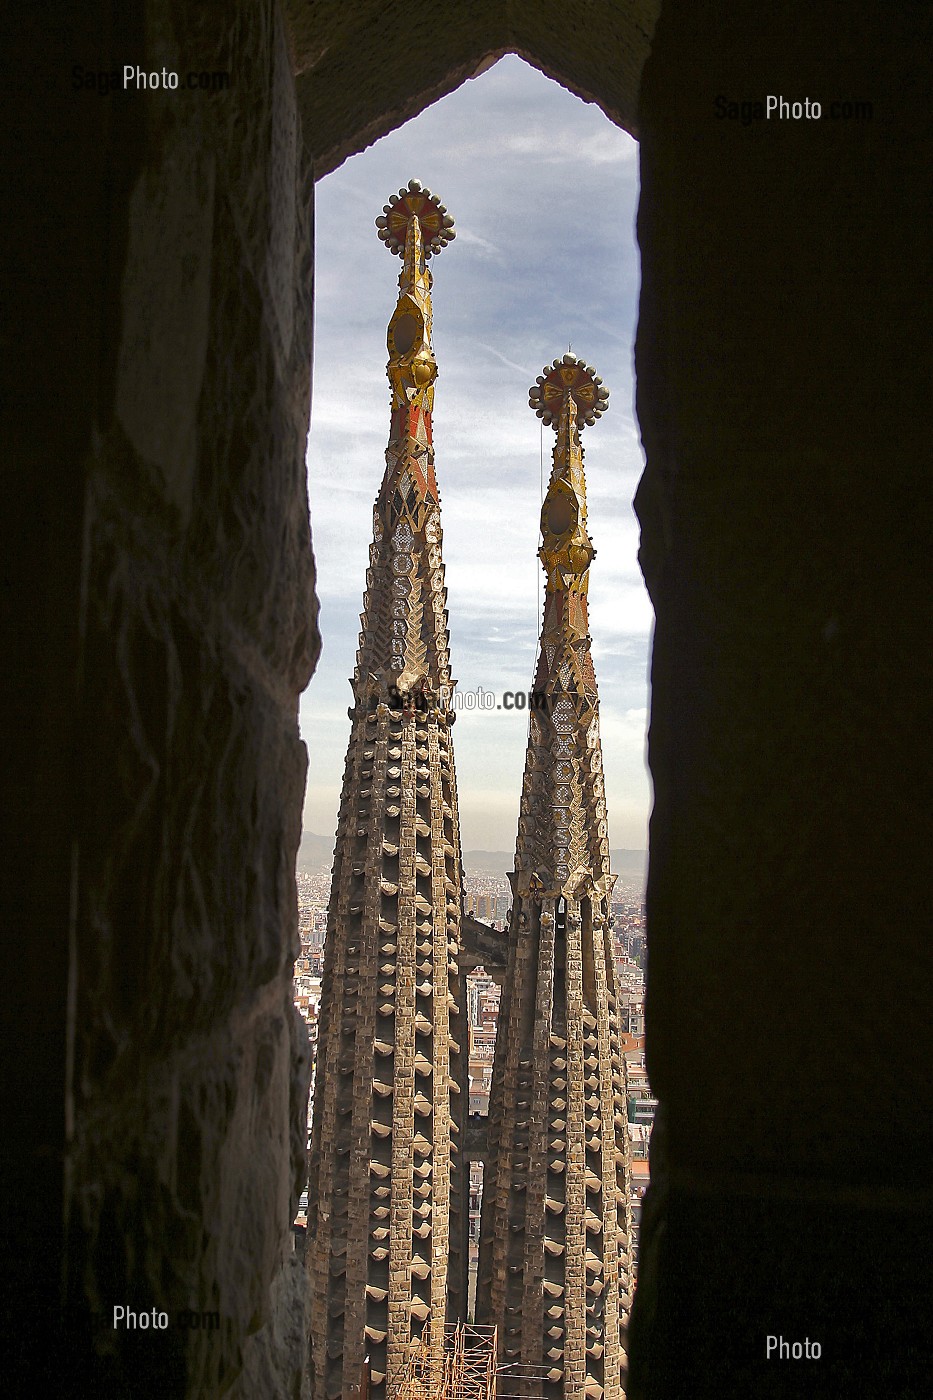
[307,183,466,1400]
[478,357,634,1400]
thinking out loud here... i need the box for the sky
[300,55,653,855]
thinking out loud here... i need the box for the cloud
[451,228,506,263]
[474,124,637,168]
[302,55,648,853]
[470,340,537,379]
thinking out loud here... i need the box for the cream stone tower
[477,357,634,1400]
[307,182,467,1400]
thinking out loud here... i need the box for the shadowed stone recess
[57,2,320,1395]
[629,3,933,1395]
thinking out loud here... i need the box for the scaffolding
[390,1323,498,1400]
[492,1359,554,1400]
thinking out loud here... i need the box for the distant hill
[462,848,647,882]
[612,849,648,880]
[297,830,335,874]
[460,851,514,876]
[298,831,646,884]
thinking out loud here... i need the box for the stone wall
[290,0,659,174]
[629,2,933,1394]
[3,1,318,1393]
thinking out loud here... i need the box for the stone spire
[307,181,467,1400]
[477,356,634,1400]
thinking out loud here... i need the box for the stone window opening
[6,6,921,1398]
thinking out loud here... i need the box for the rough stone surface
[3,1,318,1393]
[232,1250,312,1400]
[289,0,659,175]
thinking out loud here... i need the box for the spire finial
[379,185,455,419]
[528,353,610,430]
[374,178,456,257]
[532,354,607,597]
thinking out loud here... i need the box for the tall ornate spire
[307,182,467,1400]
[477,356,634,1400]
